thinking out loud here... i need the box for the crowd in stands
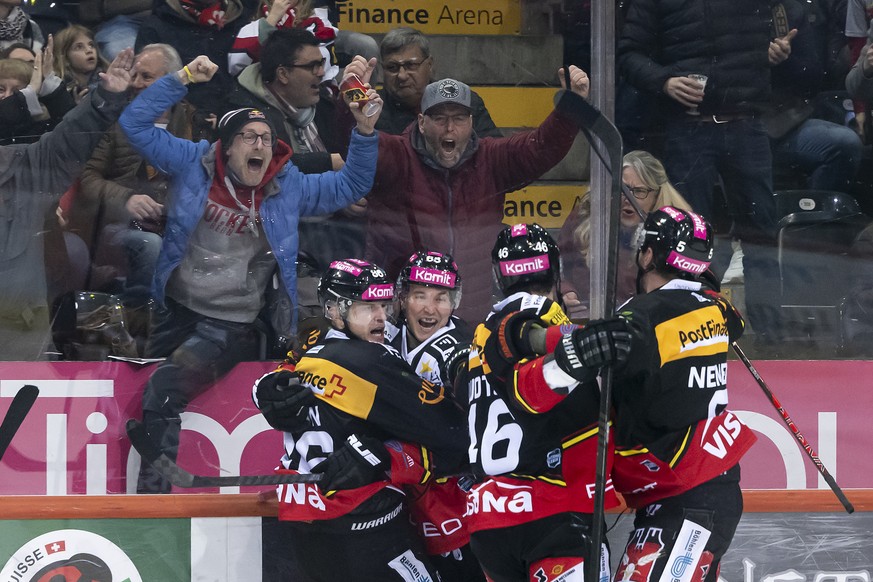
[2,2,872,578]
[1,0,873,363]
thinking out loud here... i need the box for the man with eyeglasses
[226,27,346,174]
[227,26,373,323]
[343,56,591,324]
[376,27,501,138]
[119,54,382,493]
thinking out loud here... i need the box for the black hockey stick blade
[0,384,39,462]
[125,419,322,488]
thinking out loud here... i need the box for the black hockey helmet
[318,259,394,319]
[636,206,714,278]
[396,250,462,308]
[491,223,561,295]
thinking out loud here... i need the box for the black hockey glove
[312,434,390,492]
[253,370,316,432]
[444,345,471,392]
[483,310,544,370]
[552,317,633,382]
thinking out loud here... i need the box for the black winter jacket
[618,0,773,117]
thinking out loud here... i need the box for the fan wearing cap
[607,206,755,582]
[342,56,591,325]
[250,258,470,581]
[119,54,381,494]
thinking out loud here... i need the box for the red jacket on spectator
[366,91,583,324]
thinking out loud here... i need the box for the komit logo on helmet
[409,266,456,288]
[330,260,362,276]
[500,255,550,276]
[362,284,394,301]
[662,206,686,222]
[667,251,708,274]
[689,211,708,240]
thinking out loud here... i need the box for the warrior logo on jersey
[654,305,728,366]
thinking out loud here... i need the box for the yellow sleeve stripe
[562,423,606,449]
[419,444,432,485]
[512,364,540,415]
[669,426,693,467]
[616,447,651,457]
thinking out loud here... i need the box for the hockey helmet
[491,223,561,294]
[318,259,395,319]
[396,250,462,308]
[636,206,713,278]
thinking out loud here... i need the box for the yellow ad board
[503,184,589,230]
[335,0,521,35]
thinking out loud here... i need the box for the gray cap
[420,79,472,114]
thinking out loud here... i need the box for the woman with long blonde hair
[558,150,693,319]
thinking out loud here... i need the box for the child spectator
[228,0,338,84]
[53,24,108,103]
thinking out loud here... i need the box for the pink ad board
[0,359,869,495]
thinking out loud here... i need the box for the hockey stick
[125,419,322,488]
[731,343,854,514]
[564,91,624,579]
[0,384,39,462]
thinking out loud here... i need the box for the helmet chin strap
[635,249,655,294]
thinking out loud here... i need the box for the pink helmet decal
[361,284,394,301]
[329,260,363,276]
[661,206,686,222]
[688,211,708,240]
[510,224,529,237]
[499,254,551,276]
[409,266,457,288]
[667,251,710,275]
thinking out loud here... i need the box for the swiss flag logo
[44,540,65,554]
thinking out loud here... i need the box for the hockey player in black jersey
[390,250,485,582]
[390,250,474,390]
[251,258,469,582]
[607,206,756,582]
[465,223,631,582]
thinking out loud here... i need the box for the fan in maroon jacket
[342,56,591,325]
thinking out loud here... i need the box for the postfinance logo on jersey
[297,357,377,418]
[654,305,729,366]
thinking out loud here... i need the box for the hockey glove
[312,434,390,492]
[253,370,316,432]
[484,310,545,370]
[553,317,633,382]
[444,345,471,392]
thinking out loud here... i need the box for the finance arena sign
[335,0,521,35]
